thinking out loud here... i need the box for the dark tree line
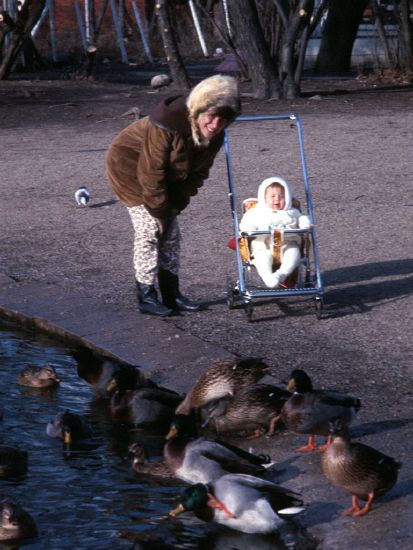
[1,0,412,95]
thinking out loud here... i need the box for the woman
[106,74,241,316]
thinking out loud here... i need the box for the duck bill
[169,503,185,517]
[286,379,295,391]
[106,378,117,392]
[165,425,178,440]
[64,431,72,445]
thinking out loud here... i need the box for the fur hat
[186,74,241,145]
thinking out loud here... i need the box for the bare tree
[397,0,413,71]
[227,0,329,99]
[226,0,282,98]
[156,0,191,89]
[0,0,46,80]
[315,0,369,74]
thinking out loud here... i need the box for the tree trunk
[315,0,369,74]
[227,0,281,99]
[398,0,413,71]
[156,0,191,90]
[0,0,46,80]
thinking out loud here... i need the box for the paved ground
[0,68,412,549]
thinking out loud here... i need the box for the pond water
[0,326,295,549]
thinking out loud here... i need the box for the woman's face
[198,113,229,140]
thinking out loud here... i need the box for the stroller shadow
[323,258,413,319]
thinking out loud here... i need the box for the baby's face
[265,186,285,210]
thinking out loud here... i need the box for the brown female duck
[175,357,272,415]
[0,446,28,478]
[202,384,291,438]
[128,442,174,478]
[278,369,361,452]
[322,418,401,516]
[17,365,60,388]
[0,500,37,542]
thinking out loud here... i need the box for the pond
[0,325,298,549]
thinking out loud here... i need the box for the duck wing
[213,474,303,515]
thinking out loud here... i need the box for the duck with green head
[277,369,361,452]
[106,370,183,430]
[46,409,92,447]
[169,473,304,534]
[0,446,28,478]
[322,418,402,516]
[164,414,272,484]
[72,347,149,397]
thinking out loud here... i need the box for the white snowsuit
[239,177,311,288]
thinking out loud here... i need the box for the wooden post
[84,0,95,47]
[188,0,208,56]
[131,0,153,64]
[48,0,57,61]
[74,0,88,50]
[110,0,128,63]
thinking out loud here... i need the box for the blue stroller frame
[224,114,324,321]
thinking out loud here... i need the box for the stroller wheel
[226,278,235,309]
[314,296,323,320]
[245,301,253,322]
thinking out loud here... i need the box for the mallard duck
[163,414,272,484]
[106,371,183,429]
[169,473,304,534]
[128,442,174,478]
[46,409,92,445]
[278,369,361,452]
[201,383,291,438]
[0,446,28,478]
[17,365,61,388]
[0,500,38,542]
[322,418,402,516]
[71,347,150,397]
[175,357,272,415]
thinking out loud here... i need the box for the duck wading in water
[106,75,241,316]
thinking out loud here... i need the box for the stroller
[224,114,324,321]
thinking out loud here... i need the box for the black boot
[136,281,174,317]
[158,269,202,312]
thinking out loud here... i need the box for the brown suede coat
[106,95,224,218]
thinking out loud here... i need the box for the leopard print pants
[127,205,180,285]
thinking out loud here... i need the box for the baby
[239,176,311,288]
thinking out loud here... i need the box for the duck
[71,346,151,397]
[201,383,291,438]
[169,473,304,534]
[16,365,61,388]
[322,418,402,516]
[128,442,174,478]
[106,371,183,430]
[175,357,272,415]
[277,369,361,452]
[0,500,38,542]
[46,409,92,446]
[163,414,272,485]
[0,446,28,478]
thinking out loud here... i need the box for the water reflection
[0,327,296,549]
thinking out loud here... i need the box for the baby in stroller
[239,176,311,288]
